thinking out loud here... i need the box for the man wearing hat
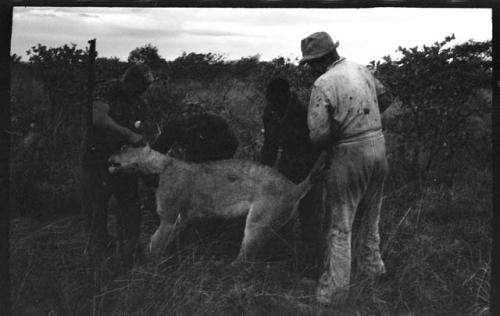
[299,31,392,304]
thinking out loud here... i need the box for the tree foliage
[167,52,226,81]
[127,43,165,69]
[370,35,491,180]
[26,43,88,130]
[96,56,127,82]
[10,53,21,63]
[13,43,89,216]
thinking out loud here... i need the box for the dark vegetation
[9,37,491,315]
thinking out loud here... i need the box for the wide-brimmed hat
[299,32,339,65]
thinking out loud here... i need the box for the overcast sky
[11,7,492,65]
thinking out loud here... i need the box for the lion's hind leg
[233,199,286,264]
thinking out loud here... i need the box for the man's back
[311,59,383,141]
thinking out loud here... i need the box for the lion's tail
[289,150,329,206]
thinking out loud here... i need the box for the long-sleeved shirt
[307,58,388,147]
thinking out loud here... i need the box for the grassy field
[9,169,491,315]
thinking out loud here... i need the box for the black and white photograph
[1,4,495,315]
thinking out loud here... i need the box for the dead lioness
[108,145,327,263]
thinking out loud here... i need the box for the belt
[337,129,384,145]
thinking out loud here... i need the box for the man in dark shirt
[81,63,154,263]
[261,78,319,182]
[261,78,323,271]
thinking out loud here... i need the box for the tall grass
[10,164,491,315]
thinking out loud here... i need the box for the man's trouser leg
[81,163,112,255]
[316,139,383,305]
[356,137,388,278]
[110,173,142,264]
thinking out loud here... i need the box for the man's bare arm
[93,100,143,144]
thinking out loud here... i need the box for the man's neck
[327,56,345,70]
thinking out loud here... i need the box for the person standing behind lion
[260,78,323,271]
[81,63,154,264]
[299,31,392,305]
[152,99,239,162]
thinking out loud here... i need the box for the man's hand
[93,100,147,147]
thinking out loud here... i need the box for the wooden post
[87,39,96,136]
[0,4,13,316]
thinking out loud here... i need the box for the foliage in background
[10,53,21,63]
[11,44,89,216]
[128,43,166,71]
[10,36,492,214]
[369,35,491,182]
[166,51,226,81]
[25,43,88,133]
[95,56,128,82]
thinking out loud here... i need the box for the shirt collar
[327,57,346,71]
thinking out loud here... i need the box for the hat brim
[299,41,339,65]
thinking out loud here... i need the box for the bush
[371,35,491,182]
[10,44,88,217]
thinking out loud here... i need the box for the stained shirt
[307,58,386,146]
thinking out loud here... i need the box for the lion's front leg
[149,197,183,259]
[149,217,179,258]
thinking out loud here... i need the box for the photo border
[1,2,498,314]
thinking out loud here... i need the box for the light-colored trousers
[317,131,388,304]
